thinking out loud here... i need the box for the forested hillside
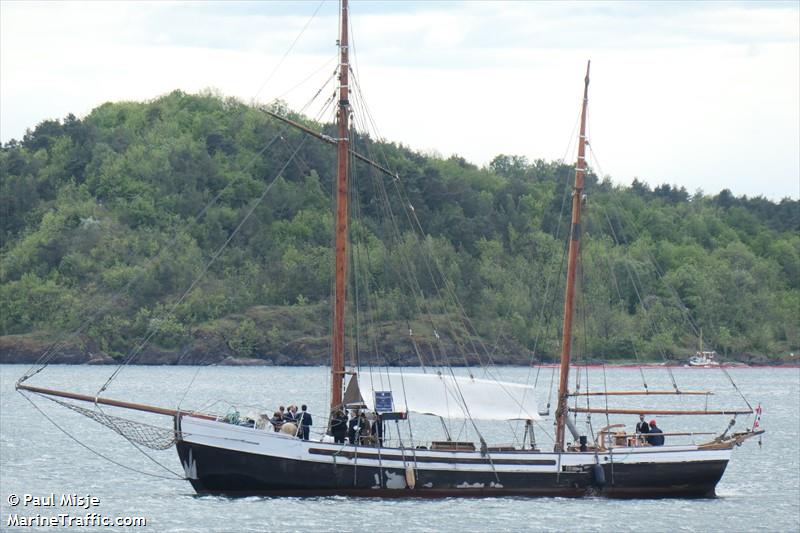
[1,91,797,365]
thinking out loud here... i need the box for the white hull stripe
[179,416,732,474]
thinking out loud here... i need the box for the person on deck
[270,411,283,432]
[357,412,372,445]
[636,414,650,435]
[370,412,384,447]
[347,410,360,444]
[647,419,665,446]
[298,405,313,441]
[330,409,347,444]
[284,405,298,423]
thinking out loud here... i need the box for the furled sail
[343,374,365,407]
[353,373,541,421]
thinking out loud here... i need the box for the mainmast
[554,61,590,452]
[331,0,350,413]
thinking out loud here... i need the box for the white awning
[353,373,541,421]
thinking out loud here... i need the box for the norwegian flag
[753,404,762,429]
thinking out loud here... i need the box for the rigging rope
[577,241,596,438]
[252,0,326,102]
[589,144,707,342]
[600,207,679,389]
[586,141,754,410]
[19,131,286,386]
[273,60,338,106]
[595,219,649,389]
[348,74,471,379]
[23,0,330,391]
[346,92,451,372]
[511,164,573,433]
[601,363,611,428]
[97,136,309,394]
[345,58,506,451]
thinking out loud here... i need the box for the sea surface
[1,365,798,533]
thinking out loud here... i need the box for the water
[1,365,798,532]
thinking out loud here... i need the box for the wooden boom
[568,390,712,396]
[262,109,397,178]
[16,383,215,420]
[570,406,752,415]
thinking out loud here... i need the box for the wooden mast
[331,0,350,413]
[554,61,590,452]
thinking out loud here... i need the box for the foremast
[331,0,350,413]
[554,61,590,452]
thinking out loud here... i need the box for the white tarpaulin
[355,373,541,421]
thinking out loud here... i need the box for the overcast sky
[2,1,798,199]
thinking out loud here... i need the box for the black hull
[176,441,728,499]
[599,459,726,498]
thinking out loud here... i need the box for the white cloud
[1,1,797,199]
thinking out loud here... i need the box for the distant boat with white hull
[688,351,721,367]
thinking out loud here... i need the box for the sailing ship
[16,0,763,498]
[688,331,721,367]
[688,351,720,367]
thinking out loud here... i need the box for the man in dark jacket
[297,405,313,441]
[370,414,384,447]
[330,409,347,444]
[635,414,650,435]
[647,419,665,446]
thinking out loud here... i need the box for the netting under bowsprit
[50,397,179,450]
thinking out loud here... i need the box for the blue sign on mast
[373,391,394,413]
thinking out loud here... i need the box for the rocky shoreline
[1,334,796,367]
[0,330,534,367]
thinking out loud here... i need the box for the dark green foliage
[0,91,797,361]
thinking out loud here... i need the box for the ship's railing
[597,431,716,450]
[212,415,719,450]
